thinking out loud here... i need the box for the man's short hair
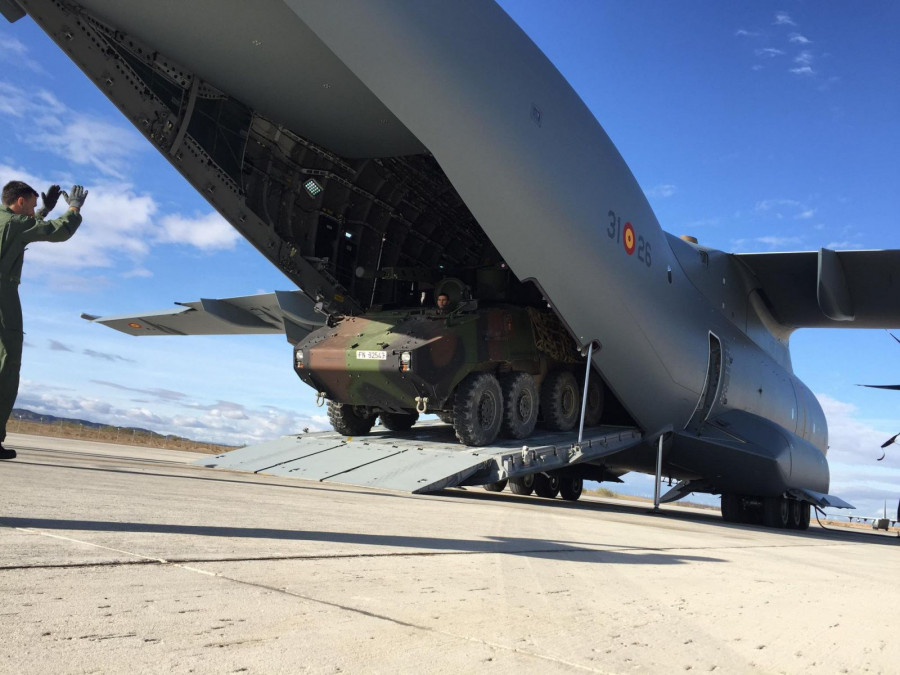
[2,181,38,206]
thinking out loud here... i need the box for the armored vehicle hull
[294,304,603,445]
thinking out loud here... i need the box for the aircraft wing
[82,291,325,344]
[736,249,900,329]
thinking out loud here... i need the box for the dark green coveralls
[0,205,82,441]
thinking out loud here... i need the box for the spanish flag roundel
[623,222,636,255]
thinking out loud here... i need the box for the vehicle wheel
[499,372,538,439]
[452,372,504,446]
[509,474,535,496]
[541,370,581,431]
[720,493,742,523]
[483,479,508,493]
[789,500,810,530]
[582,377,605,427]
[533,472,560,499]
[559,475,583,501]
[762,495,789,528]
[379,410,419,431]
[437,411,454,425]
[327,401,375,436]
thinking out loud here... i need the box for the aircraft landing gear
[721,493,811,530]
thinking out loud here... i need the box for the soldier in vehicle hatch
[435,292,451,313]
[0,181,88,460]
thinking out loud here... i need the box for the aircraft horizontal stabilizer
[787,487,854,510]
[82,291,325,343]
[736,249,900,329]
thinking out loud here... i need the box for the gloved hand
[36,184,61,219]
[61,185,88,209]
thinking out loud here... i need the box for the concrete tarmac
[1,433,898,674]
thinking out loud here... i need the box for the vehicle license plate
[356,350,387,360]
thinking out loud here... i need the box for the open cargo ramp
[198,422,643,494]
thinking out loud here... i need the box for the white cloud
[735,29,760,38]
[0,30,46,74]
[156,211,241,251]
[794,51,814,66]
[790,66,815,76]
[647,184,677,198]
[789,33,812,44]
[756,235,802,247]
[774,12,795,26]
[755,198,802,212]
[16,380,325,445]
[755,48,785,58]
[794,209,815,220]
[0,81,144,180]
[31,115,146,180]
[817,393,900,517]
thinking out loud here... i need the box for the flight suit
[0,205,82,441]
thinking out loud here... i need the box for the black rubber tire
[789,500,811,530]
[509,474,535,496]
[582,377,605,427]
[541,370,581,431]
[533,472,560,499]
[327,401,375,436]
[559,475,583,501]
[762,495,789,528]
[499,372,539,439]
[379,410,419,432]
[437,411,454,425]
[452,372,504,446]
[483,479,508,493]
[720,493,742,523]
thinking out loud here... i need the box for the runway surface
[1,433,898,674]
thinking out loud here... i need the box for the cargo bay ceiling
[42,0,502,313]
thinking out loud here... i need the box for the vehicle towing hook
[415,396,429,414]
[315,391,326,407]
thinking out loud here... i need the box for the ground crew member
[0,181,87,460]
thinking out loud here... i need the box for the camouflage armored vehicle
[293,277,604,446]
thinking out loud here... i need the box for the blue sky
[1,3,898,516]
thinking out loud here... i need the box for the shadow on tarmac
[0,516,725,566]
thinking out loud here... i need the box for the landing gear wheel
[533,472,560,499]
[379,410,419,432]
[483,479,508,493]
[721,493,742,523]
[509,474,535,496]
[327,401,376,436]
[763,495,790,528]
[499,372,538,439]
[789,500,811,530]
[541,370,581,431]
[453,372,504,446]
[559,475,583,501]
[582,377,605,427]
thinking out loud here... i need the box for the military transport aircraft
[9,0,897,529]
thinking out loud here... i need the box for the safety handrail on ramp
[199,422,643,494]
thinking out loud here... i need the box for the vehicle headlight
[400,351,411,372]
[295,350,304,368]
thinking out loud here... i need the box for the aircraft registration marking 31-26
[356,350,388,360]
[608,210,651,267]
